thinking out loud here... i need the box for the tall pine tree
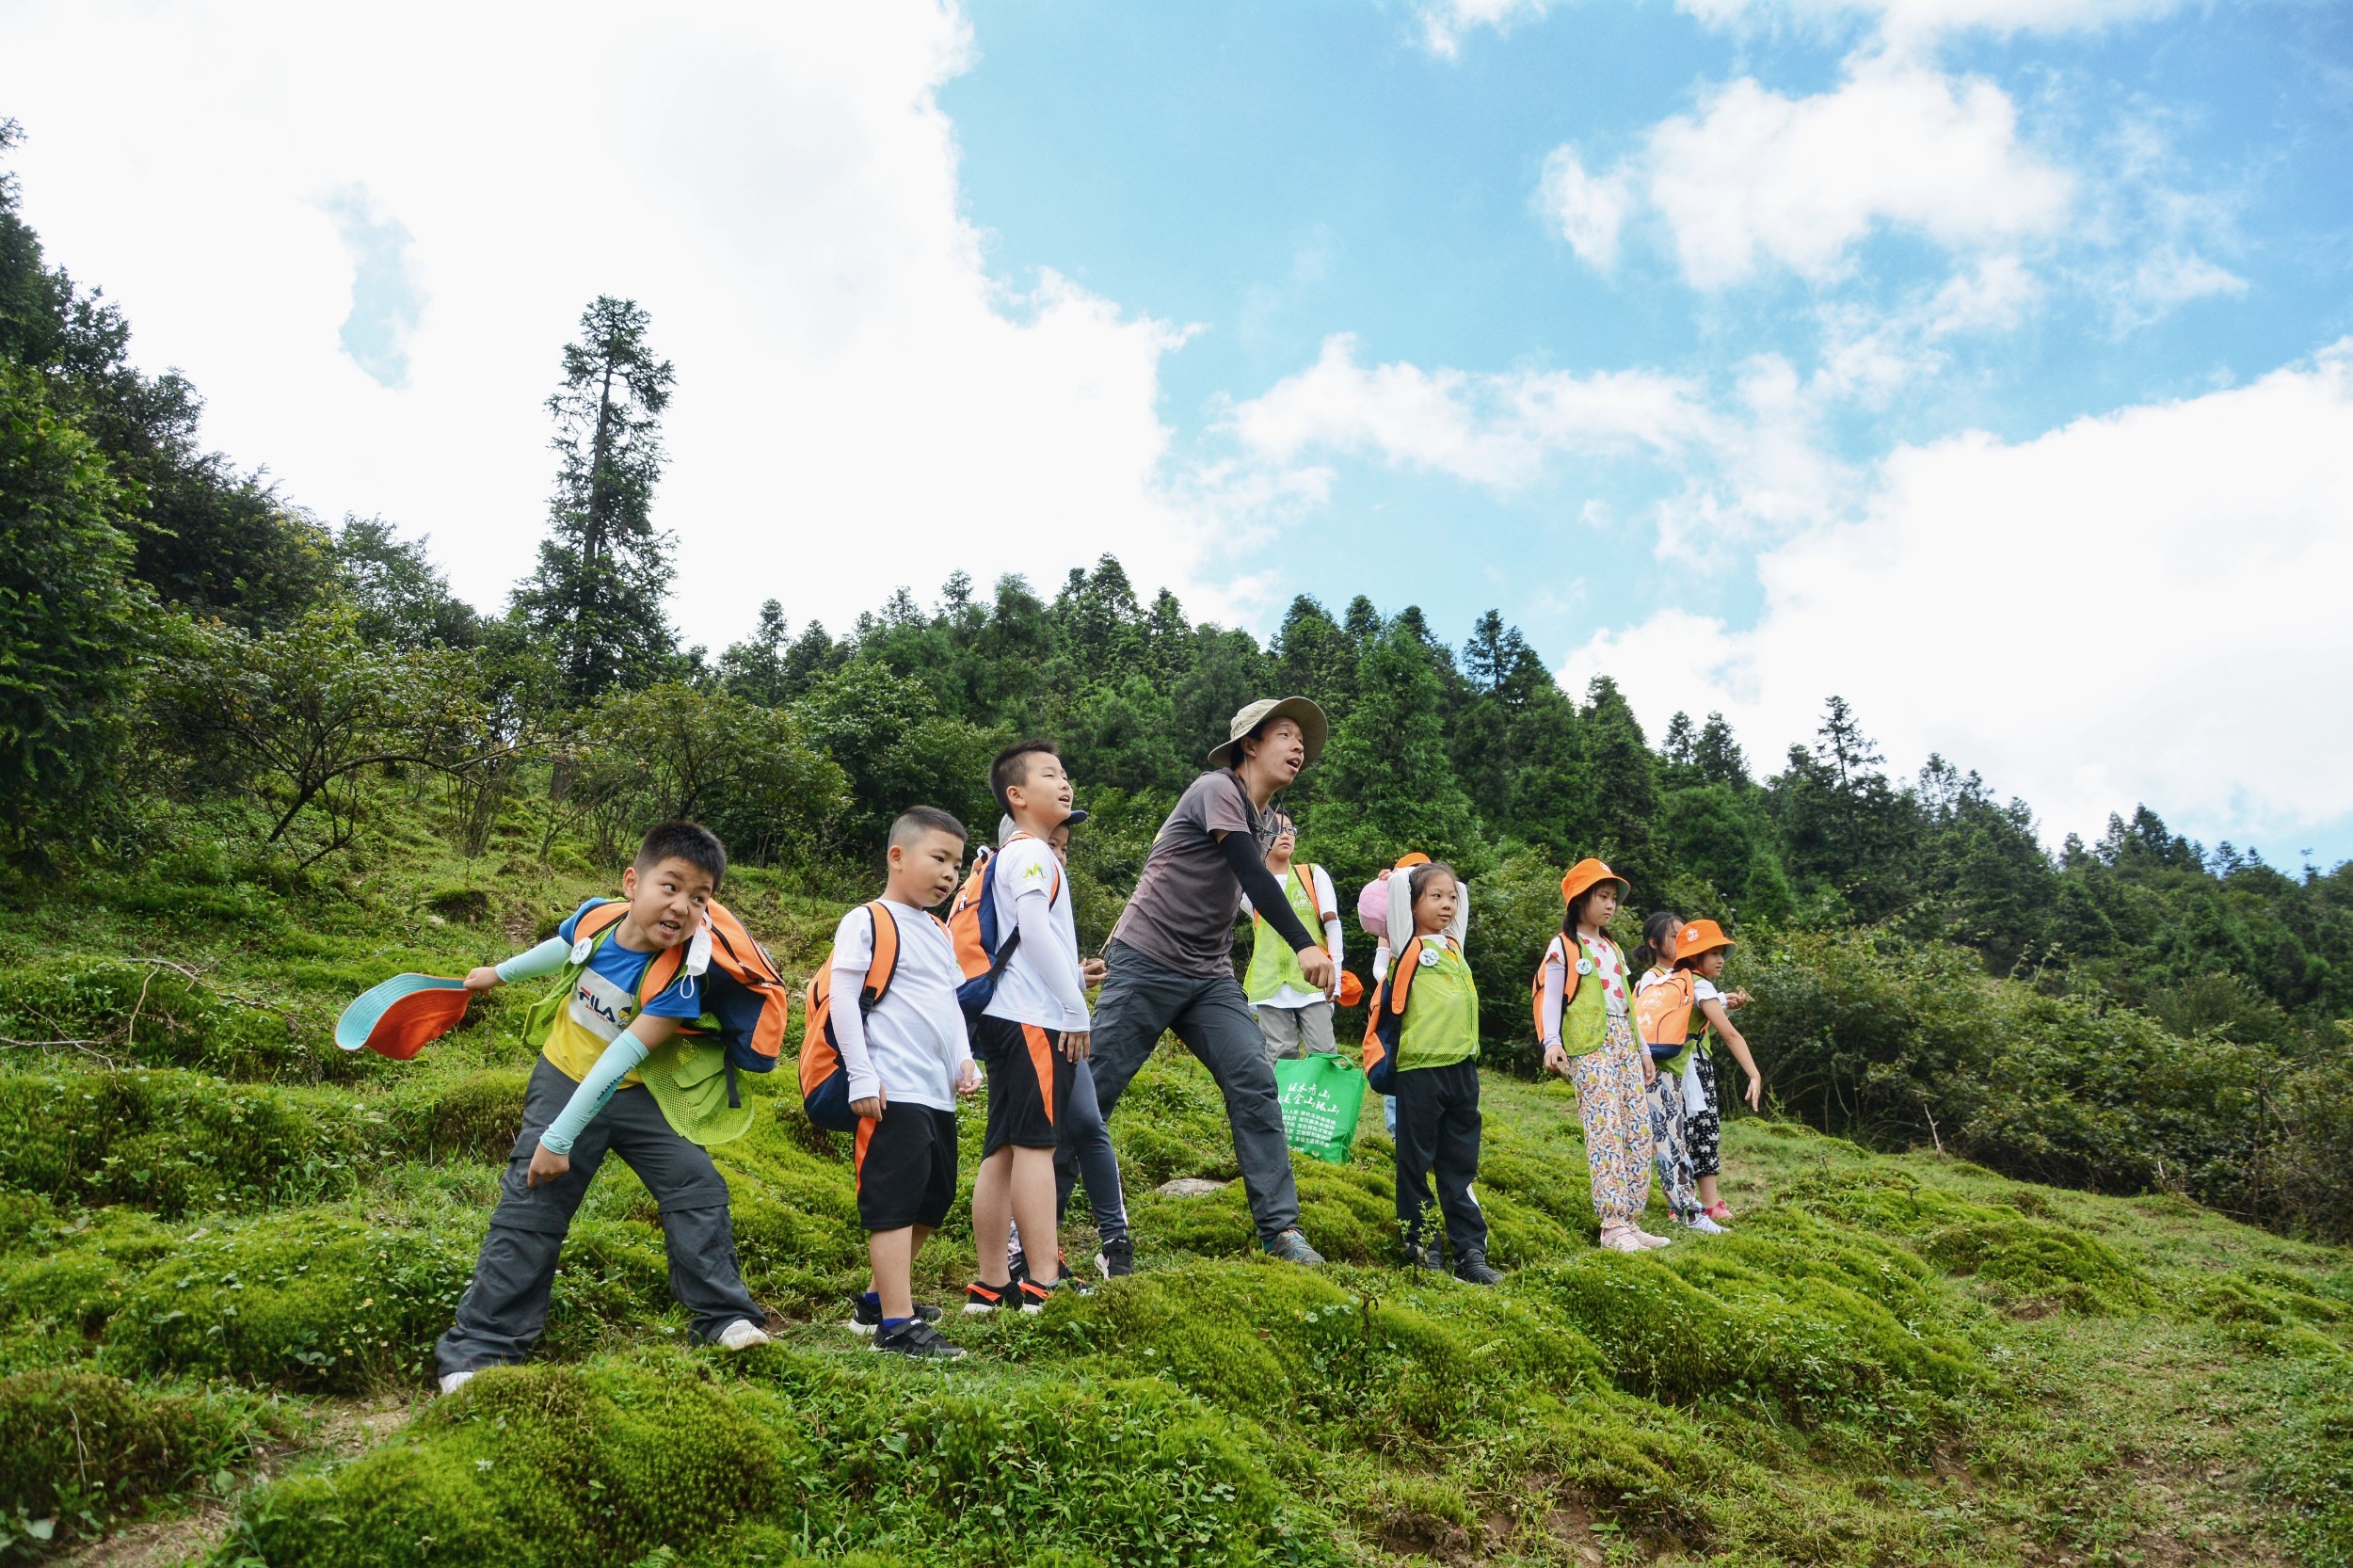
[511,297,679,704]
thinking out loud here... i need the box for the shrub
[0,1371,279,1551]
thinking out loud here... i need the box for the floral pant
[1647,1067,1701,1223]
[1688,1050,1722,1179]
[1565,1016,1653,1225]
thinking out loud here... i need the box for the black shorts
[854,1104,959,1232]
[973,1015,1074,1155]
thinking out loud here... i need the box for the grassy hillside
[1,840,2348,1568]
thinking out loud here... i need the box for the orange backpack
[566,897,791,1107]
[1634,968,1699,1061]
[1359,935,1428,1094]
[799,901,928,1131]
[945,835,1060,1020]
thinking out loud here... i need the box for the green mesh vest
[1244,866,1326,1004]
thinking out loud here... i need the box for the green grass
[0,839,2348,1565]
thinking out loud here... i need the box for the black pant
[1393,1059,1486,1262]
[1070,939,1301,1245]
[435,1057,761,1377]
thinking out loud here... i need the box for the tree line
[5,118,2347,1237]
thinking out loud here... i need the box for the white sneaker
[1598,1225,1646,1254]
[715,1319,771,1352]
[1632,1227,1673,1248]
[438,1369,476,1396]
[1685,1214,1728,1235]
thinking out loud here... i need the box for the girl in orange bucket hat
[1532,858,1669,1252]
[1672,919,1762,1225]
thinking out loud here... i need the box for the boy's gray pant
[434,1057,761,1378]
[1070,939,1301,1245]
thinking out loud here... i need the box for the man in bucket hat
[1065,697,1337,1265]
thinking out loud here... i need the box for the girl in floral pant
[1537,859,1668,1253]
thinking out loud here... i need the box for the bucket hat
[1559,857,1630,907]
[335,974,471,1061]
[1207,696,1328,770]
[1674,919,1736,962]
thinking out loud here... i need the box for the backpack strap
[859,901,900,1010]
[1305,865,1337,927]
[1529,935,1583,1041]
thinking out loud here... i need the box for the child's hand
[464,966,504,993]
[1062,1030,1091,1061]
[526,1144,570,1189]
[1080,957,1107,988]
[954,1062,981,1096]
[850,1094,884,1120]
[1725,988,1753,1009]
[1542,1045,1568,1078]
[1743,1071,1763,1112]
[1641,1057,1657,1085]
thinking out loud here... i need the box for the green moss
[107,1211,480,1391]
[0,1370,280,1549]
[418,1069,526,1162]
[230,1350,1332,1568]
[0,958,305,1078]
[2258,1356,2353,1567]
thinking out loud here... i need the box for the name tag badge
[1576,958,1595,976]
[1417,948,1439,968]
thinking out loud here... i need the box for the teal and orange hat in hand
[336,974,472,1061]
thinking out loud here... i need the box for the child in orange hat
[1632,910,1710,1233]
[1673,920,1762,1224]
[1534,859,1668,1252]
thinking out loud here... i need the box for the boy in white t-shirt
[965,741,1094,1314]
[826,806,980,1360]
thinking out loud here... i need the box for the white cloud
[1537,147,1632,270]
[1225,334,1720,490]
[0,1,1241,643]
[1567,342,2353,848]
[1417,0,1561,58]
[1642,58,2072,288]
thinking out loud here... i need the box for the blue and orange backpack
[945,834,1059,1020]
[554,898,792,1108]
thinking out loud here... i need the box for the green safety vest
[1245,865,1331,1004]
[1396,940,1480,1071]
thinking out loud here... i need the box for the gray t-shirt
[1109,770,1273,978]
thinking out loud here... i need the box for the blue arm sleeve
[496,936,571,984]
[537,1029,652,1155]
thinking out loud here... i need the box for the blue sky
[2,0,2348,863]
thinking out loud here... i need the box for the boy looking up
[434,821,768,1395]
[830,806,979,1359]
[966,741,1094,1313]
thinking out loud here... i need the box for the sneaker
[1631,1227,1673,1249]
[437,1368,477,1396]
[1453,1252,1505,1286]
[1095,1238,1135,1278]
[1685,1213,1728,1236]
[851,1295,943,1335]
[1016,1273,1090,1313]
[873,1319,967,1360]
[963,1280,1014,1315]
[1598,1225,1646,1254]
[715,1319,772,1351]
[1263,1228,1325,1266]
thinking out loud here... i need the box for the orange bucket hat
[1675,920,1736,962]
[1559,857,1628,906]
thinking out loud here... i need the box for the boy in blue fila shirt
[828,807,981,1360]
[432,822,769,1393]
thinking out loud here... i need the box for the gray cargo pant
[434,1056,761,1378]
[1067,939,1301,1245]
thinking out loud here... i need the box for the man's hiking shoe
[715,1319,772,1351]
[851,1295,942,1335]
[1453,1252,1505,1286]
[438,1369,477,1396]
[1095,1238,1135,1278]
[964,1280,1014,1314]
[1264,1228,1325,1266]
[1402,1240,1446,1272]
[873,1319,966,1360]
[1017,1273,1094,1313]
